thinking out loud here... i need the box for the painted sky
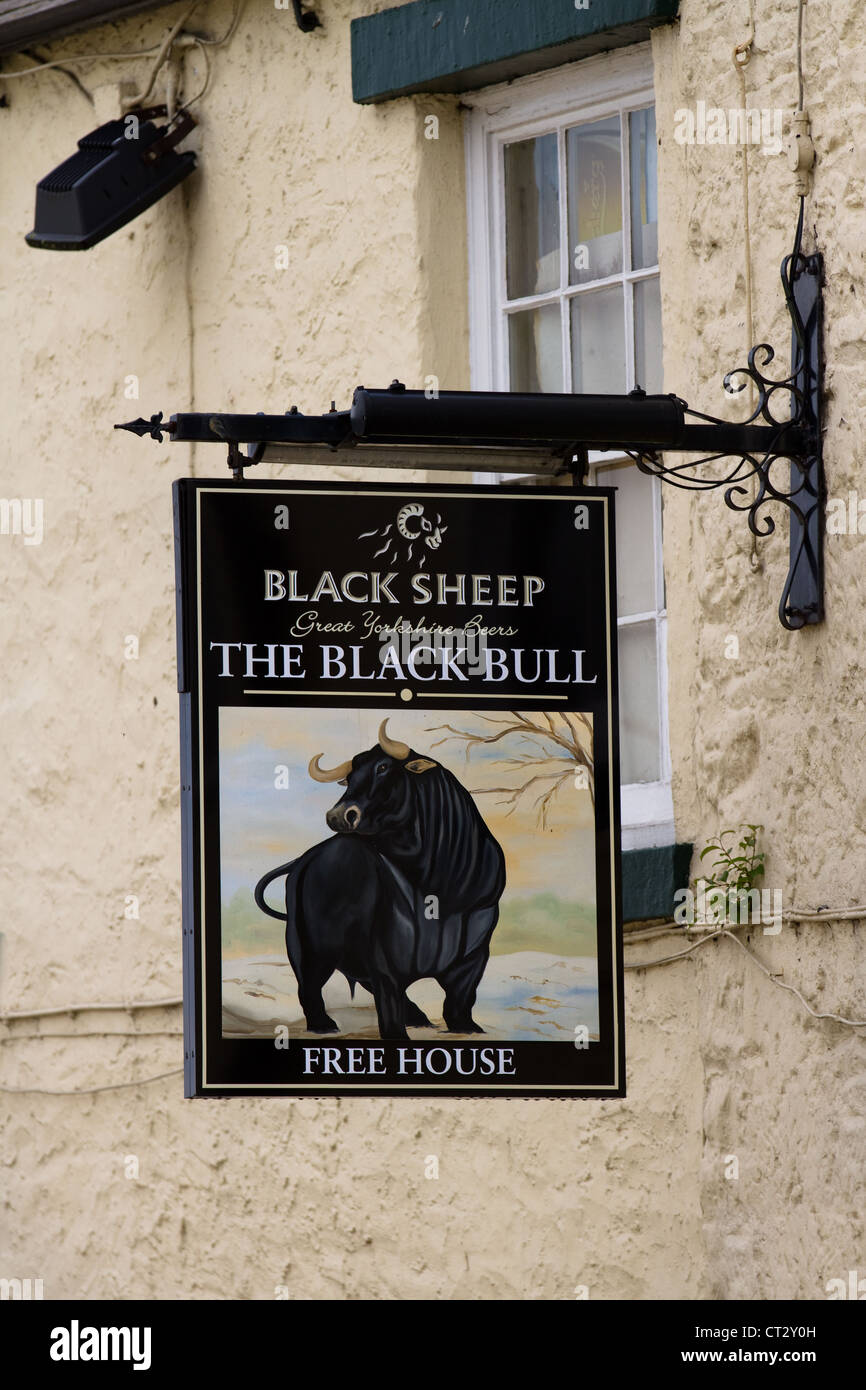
[218,705,597,910]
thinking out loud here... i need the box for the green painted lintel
[622,842,692,925]
[351,0,679,104]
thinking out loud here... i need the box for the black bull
[254,720,506,1040]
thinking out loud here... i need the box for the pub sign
[173,477,624,1097]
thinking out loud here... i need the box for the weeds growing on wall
[697,824,765,923]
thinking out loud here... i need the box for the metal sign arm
[116,220,823,630]
[117,393,804,458]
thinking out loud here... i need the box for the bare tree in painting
[427,712,594,827]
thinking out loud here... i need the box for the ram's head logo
[358,502,447,568]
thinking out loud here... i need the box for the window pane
[570,286,625,393]
[634,277,663,393]
[629,107,658,269]
[595,462,657,617]
[567,116,623,285]
[504,134,560,299]
[508,304,563,392]
[618,621,661,784]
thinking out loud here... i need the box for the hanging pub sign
[173,477,623,1097]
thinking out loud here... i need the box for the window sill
[622,841,692,926]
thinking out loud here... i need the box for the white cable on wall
[0,923,862,1105]
[0,996,182,1021]
[0,0,245,112]
[0,1068,183,1096]
[626,926,866,1028]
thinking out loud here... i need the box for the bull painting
[254,720,506,1040]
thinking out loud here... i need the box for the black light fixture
[26,106,196,251]
[118,206,823,631]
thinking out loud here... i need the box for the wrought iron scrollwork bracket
[627,210,823,631]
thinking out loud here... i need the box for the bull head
[309,720,436,834]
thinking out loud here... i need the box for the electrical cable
[2,899,864,1020]
[0,1031,183,1041]
[192,0,246,46]
[626,925,866,1028]
[0,997,182,1021]
[796,0,806,111]
[732,3,761,573]
[120,2,200,112]
[175,0,245,111]
[0,1068,183,1096]
[17,45,94,102]
[178,38,211,112]
[1,45,163,78]
[2,924,862,1094]
[0,0,244,115]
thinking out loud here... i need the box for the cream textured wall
[652,0,866,1298]
[0,0,861,1300]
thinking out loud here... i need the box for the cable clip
[788,109,815,196]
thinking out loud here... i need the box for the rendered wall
[652,0,866,1298]
[0,0,860,1301]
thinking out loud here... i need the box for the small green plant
[696,824,765,923]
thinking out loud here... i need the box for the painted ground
[222,950,599,1042]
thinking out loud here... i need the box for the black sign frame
[174,476,624,1098]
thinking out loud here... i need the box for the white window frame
[463,45,674,850]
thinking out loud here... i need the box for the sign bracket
[118,207,823,629]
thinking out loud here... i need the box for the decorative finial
[114,412,166,442]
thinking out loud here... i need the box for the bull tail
[254,859,298,922]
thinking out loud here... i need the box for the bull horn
[378,718,409,761]
[308,754,352,783]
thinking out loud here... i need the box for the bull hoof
[307,1015,340,1033]
[405,1002,433,1028]
[446,1019,485,1034]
